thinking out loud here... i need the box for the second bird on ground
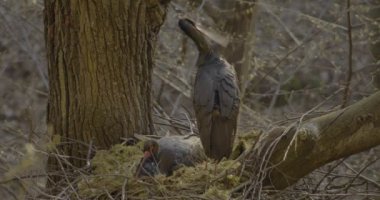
[178,18,240,161]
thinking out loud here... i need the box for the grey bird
[135,136,206,177]
[178,19,240,161]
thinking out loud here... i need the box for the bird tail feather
[209,113,236,160]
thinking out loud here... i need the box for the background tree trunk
[44,0,168,183]
[203,0,257,97]
[368,2,380,90]
[367,1,380,61]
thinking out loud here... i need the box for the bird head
[135,140,159,177]
[142,140,159,158]
[178,18,197,32]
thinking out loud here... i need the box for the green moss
[77,144,143,198]
[77,135,258,199]
[204,186,229,200]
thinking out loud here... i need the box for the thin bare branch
[341,0,353,108]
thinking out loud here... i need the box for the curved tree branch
[255,91,380,189]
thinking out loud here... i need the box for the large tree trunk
[44,0,168,184]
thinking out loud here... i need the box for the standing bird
[178,19,240,161]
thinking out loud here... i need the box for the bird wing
[217,60,240,119]
[193,59,240,159]
[193,67,215,156]
[214,60,240,157]
[193,59,240,114]
[193,67,215,111]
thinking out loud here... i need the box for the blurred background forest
[0,0,379,199]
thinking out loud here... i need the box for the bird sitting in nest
[135,136,206,177]
[178,18,240,163]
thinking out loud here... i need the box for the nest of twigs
[77,146,244,199]
[76,133,262,200]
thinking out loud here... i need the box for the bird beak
[196,25,230,48]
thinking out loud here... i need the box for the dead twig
[343,158,380,192]
[86,139,93,168]
[313,158,346,192]
[343,161,380,189]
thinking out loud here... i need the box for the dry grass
[22,131,379,200]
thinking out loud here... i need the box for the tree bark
[368,1,380,89]
[44,0,168,182]
[254,91,380,189]
[367,1,380,61]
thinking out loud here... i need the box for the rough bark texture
[44,0,168,178]
[368,1,380,89]
[204,0,257,97]
[257,91,380,189]
[368,1,380,61]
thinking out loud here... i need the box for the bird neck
[180,23,212,56]
[196,51,218,66]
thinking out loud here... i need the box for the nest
[76,133,261,199]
